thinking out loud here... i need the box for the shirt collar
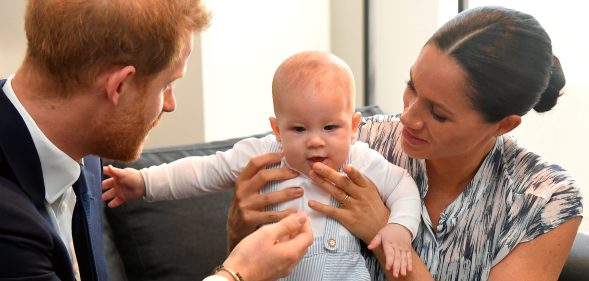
[3,75,80,204]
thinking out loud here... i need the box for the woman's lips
[402,128,427,147]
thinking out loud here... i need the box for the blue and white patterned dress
[358,114,583,281]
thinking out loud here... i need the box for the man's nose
[162,89,176,112]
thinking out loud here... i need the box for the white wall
[372,0,440,114]
[200,0,331,142]
[0,2,26,78]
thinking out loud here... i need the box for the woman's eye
[432,112,447,122]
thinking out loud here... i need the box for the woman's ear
[104,65,136,106]
[495,115,521,136]
[269,117,282,142]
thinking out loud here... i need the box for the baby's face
[271,86,359,177]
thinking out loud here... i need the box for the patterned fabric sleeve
[502,136,583,242]
[522,174,583,242]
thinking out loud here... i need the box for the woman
[227,6,583,281]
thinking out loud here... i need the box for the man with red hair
[0,1,312,280]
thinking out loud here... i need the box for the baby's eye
[324,125,338,131]
[293,126,306,132]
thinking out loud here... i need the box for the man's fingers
[241,209,296,228]
[281,214,313,248]
[266,212,309,240]
[262,209,298,225]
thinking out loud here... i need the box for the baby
[102,51,421,280]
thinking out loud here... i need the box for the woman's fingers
[246,187,304,210]
[237,153,287,190]
[307,199,344,219]
[342,164,374,191]
[228,153,301,250]
[240,168,299,197]
[308,170,349,202]
[310,162,357,196]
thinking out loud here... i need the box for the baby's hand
[367,223,413,278]
[101,165,146,208]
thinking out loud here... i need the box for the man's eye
[324,125,337,131]
[293,127,306,132]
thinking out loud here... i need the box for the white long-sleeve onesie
[142,134,421,238]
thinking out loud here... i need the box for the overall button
[327,238,336,248]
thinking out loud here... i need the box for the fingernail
[294,212,306,223]
[292,187,304,196]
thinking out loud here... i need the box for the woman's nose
[401,98,424,130]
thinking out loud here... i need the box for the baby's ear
[351,112,362,141]
[269,117,282,142]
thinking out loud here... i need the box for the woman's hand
[307,162,390,243]
[227,152,303,251]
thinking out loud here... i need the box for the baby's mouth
[308,157,327,163]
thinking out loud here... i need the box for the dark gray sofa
[103,105,587,281]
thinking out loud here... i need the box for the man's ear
[104,65,136,106]
[351,112,362,141]
[269,117,282,142]
[495,115,521,136]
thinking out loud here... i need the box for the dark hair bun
[534,55,565,113]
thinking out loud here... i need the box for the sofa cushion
[104,105,385,281]
[559,232,589,281]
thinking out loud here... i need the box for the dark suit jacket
[0,79,107,280]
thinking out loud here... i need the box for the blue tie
[72,168,97,281]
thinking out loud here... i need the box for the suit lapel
[0,79,47,212]
[1,79,76,279]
